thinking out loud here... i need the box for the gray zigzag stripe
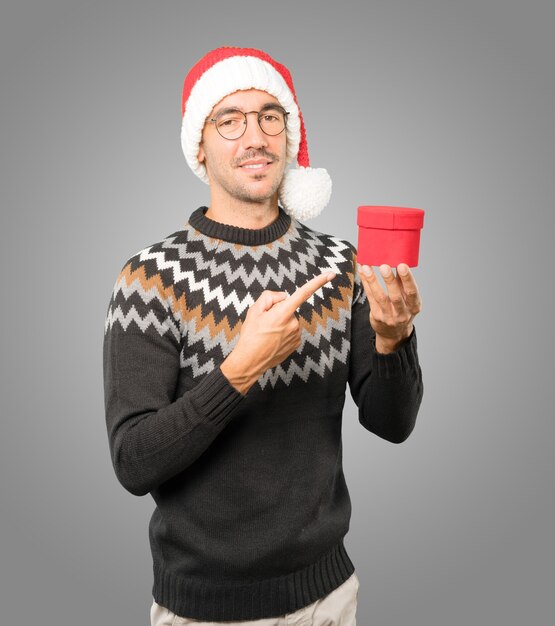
[180,353,216,377]
[105,305,181,341]
[258,339,351,389]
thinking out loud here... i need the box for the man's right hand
[220,272,336,394]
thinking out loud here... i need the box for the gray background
[1,0,553,624]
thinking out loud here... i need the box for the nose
[240,111,268,149]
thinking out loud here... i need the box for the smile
[238,158,273,171]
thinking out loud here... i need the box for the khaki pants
[150,572,359,626]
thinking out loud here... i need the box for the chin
[236,182,281,204]
[237,193,277,205]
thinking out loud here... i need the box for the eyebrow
[212,103,285,117]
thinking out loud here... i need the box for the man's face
[198,89,288,206]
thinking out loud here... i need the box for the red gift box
[357,206,425,267]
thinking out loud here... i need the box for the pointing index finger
[282,272,336,315]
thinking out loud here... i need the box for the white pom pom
[278,167,332,220]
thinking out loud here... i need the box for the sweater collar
[188,206,291,245]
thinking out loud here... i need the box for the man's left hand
[359,263,422,354]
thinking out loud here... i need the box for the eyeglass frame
[208,105,290,140]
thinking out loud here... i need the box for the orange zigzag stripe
[118,263,188,323]
[299,283,353,335]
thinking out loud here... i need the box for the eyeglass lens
[213,107,288,139]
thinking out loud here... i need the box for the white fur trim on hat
[279,166,332,220]
[181,55,301,184]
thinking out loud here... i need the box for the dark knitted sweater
[102,207,423,621]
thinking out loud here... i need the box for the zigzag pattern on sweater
[104,217,360,388]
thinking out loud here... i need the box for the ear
[197,143,205,164]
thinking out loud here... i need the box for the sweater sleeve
[102,256,245,496]
[347,262,423,443]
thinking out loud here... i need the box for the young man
[103,47,423,626]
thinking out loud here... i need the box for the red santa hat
[181,46,332,220]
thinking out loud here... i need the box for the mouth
[238,159,273,171]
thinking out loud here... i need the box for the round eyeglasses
[209,105,289,140]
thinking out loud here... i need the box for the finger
[253,290,288,313]
[379,265,405,315]
[357,266,381,322]
[281,271,336,316]
[396,264,422,313]
[359,265,388,312]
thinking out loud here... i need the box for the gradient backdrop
[1,1,553,624]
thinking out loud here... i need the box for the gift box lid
[357,206,425,230]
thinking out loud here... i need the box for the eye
[217,115,243,129]
[260,108,285,124]
[219,116,241,125]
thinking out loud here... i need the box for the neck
[205,194,280,230]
